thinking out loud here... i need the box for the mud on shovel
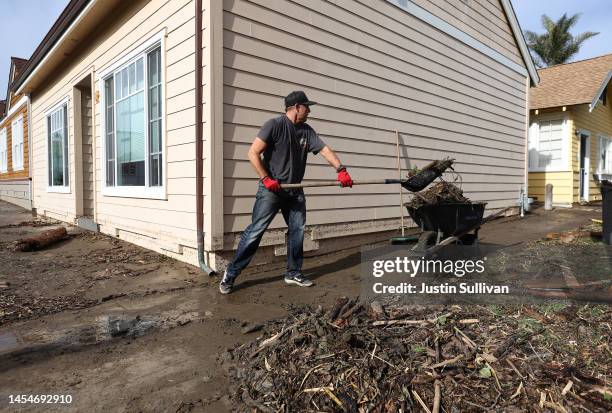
[280,158,455,192]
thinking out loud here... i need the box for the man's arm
[319,145,353,188]
[248,137,270,179]
[318,145,342,169]
[249,137,281,192]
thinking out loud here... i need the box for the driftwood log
[13,227,68,252]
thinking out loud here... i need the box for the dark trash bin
[601,180,612,245]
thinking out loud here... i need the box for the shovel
[281,158,454,192]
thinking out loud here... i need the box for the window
[599,136,612,173]
[47,103,69,189]
[102,41,163,197]
[11,115,24,170]
[528,118,568,171]
[0,128,7,172]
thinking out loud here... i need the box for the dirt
[0,200,608,412]
[405,181,470,210]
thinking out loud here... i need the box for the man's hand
[262,176,281,192]
[337,167,353,188]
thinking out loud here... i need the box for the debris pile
[223,299,612,412]
[406,181,470,210]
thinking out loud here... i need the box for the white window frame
[98,30,166,200]
[0,128,7,173]
[598,134,612,174]
[11,114,24,171]
[528,113,570,172]
[45,98,71,193]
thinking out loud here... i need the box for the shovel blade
[401,158,454,192]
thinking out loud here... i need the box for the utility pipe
[195,0,214,275]
[395,130,405,236]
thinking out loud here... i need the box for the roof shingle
[529,53,612,110]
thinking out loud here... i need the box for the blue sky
[512,0,612,63]
[0,1,610,100]
[0,0,68,100]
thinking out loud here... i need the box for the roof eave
[13,0,91,94]
[500,0,540,85]
[530,102,591,112]
[5,65,14,110]
[589,70,612,113]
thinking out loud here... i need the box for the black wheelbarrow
[406,202,487,252]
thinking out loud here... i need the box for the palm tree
[524,13,599,68]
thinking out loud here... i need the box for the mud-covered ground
[0,200,608,412]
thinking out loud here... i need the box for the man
[219,91,353,294]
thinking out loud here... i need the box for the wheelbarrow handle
[280,179,405,189]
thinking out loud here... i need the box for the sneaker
[219,270,235,294]
[284,273,314,287]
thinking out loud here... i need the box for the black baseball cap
[284,91,317,108]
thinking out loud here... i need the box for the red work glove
[337,167,353,188]
[262,176,281,192]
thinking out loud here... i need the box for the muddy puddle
[0,310,204,365]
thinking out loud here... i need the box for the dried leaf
[479,366,492,378]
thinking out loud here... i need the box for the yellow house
[529,54,612,206]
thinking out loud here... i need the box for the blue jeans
[225,183,306,280]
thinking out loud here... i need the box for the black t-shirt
[257,115,326,184]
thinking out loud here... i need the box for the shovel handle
[281,179,404,189]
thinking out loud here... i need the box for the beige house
[529,54,612,206]
[13,0,537,272]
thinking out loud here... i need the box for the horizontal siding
[222,0,528,233]
[96,211,198,244]
[407,0,523,65]
[226,190,518,215]
[29,0,202,255]
[528,171,573,204]
[0,180,31,210]
[226,198,519,230]
[9,92,24,108]
[225,121,524,156]
[225,85,524,144]
[227,160,524,182]
[572,88,612,202]
[228,0,526,100]
[0,106,30,180]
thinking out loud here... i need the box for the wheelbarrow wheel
[458,233,477,245]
